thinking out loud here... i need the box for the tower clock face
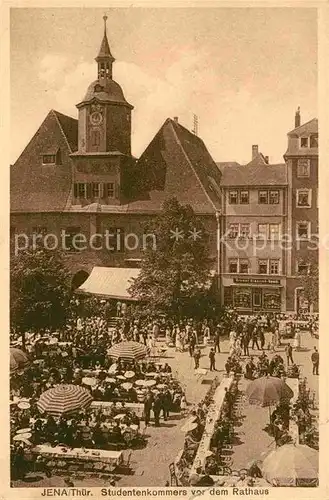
[90,111,103,126]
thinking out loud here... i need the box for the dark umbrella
[246,376,294,421]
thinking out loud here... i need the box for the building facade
[10,21,318,313]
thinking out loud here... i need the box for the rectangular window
[229,190,238,204]
[257,224,268,238]
[32,226,47,235]
[300,137,309,148]
[228,259,238,273]
[258,259,268,274]
[78,183,86,198]
[239,259,249,274]
[296,222,310,239]
[42,155,56,165]
[240,190,249,204]
[66,226,81,252]
[297,159,310,178]
[297,262,309,275]
[269,224,280,240]
[310,134,318,148]
[297,189,312,208]
[269,190,279,204]
[104,182,114,198]
[240,223,250,238]
[258,190,268,204]
[92,182,100,198]
[269,259,280,275]
[228,223,239,239]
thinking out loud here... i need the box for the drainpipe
[215,210,221,305]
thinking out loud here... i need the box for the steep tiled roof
[10,110,75,212]
[218,162,287,187]
[288,118,318,136]
[124,118,221,214]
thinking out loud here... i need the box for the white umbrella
[181,421,198,433]
[121,382,133,390]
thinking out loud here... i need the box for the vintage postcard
[2,1,329,499]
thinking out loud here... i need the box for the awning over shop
[76,267,140,301]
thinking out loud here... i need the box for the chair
[169,463,178,486]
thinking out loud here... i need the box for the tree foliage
[128,198,214,316]
[10,247,72,332]
[299,257,319,308]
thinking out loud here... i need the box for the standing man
[193,348,201,369]
[251,327,259,350]
[214,326,221,353]
[285,343,294,366]
[311,347,319,375]
[209,348,216,371]
[143,391,153,427]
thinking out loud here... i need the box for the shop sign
[233,277,281,285]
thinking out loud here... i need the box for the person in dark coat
[143,391,154,427]
[193,348,201,369]
[153,393,162,427]
[209,348,216,371]
[214,328,221,353]
[311,347,319,375]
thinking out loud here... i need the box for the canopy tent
[76,267,140,301]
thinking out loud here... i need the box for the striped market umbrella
[10,348,30,373]
[37,384,93,417]
[108,341,148,361]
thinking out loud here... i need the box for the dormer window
[42,154,56,165]
[310,134,318,148]
[300,137,309,148]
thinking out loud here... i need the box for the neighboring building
[10,19,222,292]
[284,108,319,312]
[218,148,288,313]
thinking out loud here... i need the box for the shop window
[296,189,312,208]
[228,224,239,239]
[240,224,250,238]
[240,191,249,204]
[239,260,249,274]
[269,224,280,240]
[296,222,310,239]
[258,259,268,274]
[229,190,238,204]
[269,190,279,204]
[258,190,268,204]
[297,159,310,178]
[270,259,280,275]
[300,137,309,148]
[310,134,318,148]
[234,288,252,309]
[228,259,238,273]
[263,290,281,310]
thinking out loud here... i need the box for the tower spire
[95,15,115,80]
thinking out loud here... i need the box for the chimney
[252,145,258,160]
[173,116,179,123]
[265,156,269,164]
[295,107,301,128]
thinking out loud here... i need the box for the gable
[11,110,74,212]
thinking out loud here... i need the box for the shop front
[223,276,285,313]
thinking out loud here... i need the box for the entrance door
[252,289,262,309]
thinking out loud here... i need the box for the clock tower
[70,16,134,206]
[75,15,133,155]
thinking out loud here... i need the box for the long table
[32,444,123,466]
[90,401,144,418]
[189,377,233,477]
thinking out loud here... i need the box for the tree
[299,258,319,310]
[10,247,72,333]
[128,197,214,316]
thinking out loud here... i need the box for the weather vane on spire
[103,14,108,34]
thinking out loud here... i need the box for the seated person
[189,466,214,487]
